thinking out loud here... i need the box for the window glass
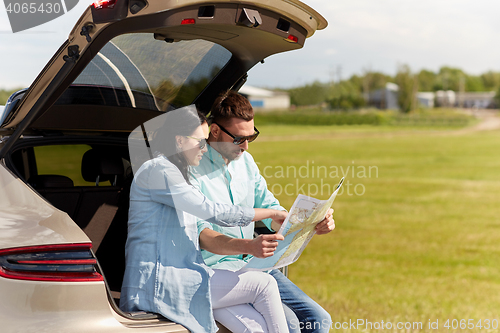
[34,145,92,186]
[58,34,232,111]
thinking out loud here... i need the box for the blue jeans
[269,270,332,333]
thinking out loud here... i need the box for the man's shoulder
[241,150,256,162]
[231,151,259,174]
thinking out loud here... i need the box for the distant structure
[435,90,456,107]
[416,92,435,108]
[239,85,290,111]
[456,91,496,108]
[367,82,399,109]
[368,84,496,109]
[435,90,496,108]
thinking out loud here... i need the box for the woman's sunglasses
[214,123,260,145]
[185,136,207,150]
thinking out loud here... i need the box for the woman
[120,105,289,333]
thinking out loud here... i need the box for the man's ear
[210,123,219,139]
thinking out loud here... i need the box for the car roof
[0,0,327,144]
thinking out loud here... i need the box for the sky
[1,0,500,90]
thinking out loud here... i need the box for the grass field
[250,124,500,332]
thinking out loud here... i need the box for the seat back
[30,148,132,294]
[29,175,81,219]
[76,149,125,243]
[77,148,131,292]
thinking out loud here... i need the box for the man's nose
[239,140,249,151]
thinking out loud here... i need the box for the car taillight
[91,0,128,23]
[0,243,103,282]
[181,18,196,25]
[93,0,116,9]
[285,34,299,43]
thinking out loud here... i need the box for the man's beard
[213,139,244,162]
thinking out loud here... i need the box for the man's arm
[199,228,284,258]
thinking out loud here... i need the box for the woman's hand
[253,208,287,232]
[271,210,288,225]
[270,210,287,232]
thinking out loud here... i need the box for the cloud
[325,48,337,56]
[2,0,500,89]
[246,0,500,87]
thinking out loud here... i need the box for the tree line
[3,65,500,111]
[282,66,500,113]
[0,88,21,105]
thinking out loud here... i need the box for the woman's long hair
[152,105,207,182]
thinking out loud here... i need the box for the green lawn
[250,125,500,332]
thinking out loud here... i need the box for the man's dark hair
[209,90,254,125]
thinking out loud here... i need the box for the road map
[242,178,344,271]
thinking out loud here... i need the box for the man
[190,91,335,333]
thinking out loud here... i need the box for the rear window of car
[34,145,92,186]
[58,33,232,111]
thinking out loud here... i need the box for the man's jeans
[269,269,332,333]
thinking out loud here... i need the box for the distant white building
[435,90,496,108]
[457,91,496,108]
[369,85,496,110]
[435,90,456,107]
[368,82,399,109]
[239,85,290,111]
[416,92,435,108]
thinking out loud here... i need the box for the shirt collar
[206,143,227,167]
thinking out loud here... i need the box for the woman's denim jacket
[120,156,254,333]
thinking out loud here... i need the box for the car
[0,0,327,331]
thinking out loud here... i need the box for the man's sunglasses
[214,123,260,145]
[185,136,207,150]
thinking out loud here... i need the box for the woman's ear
[175,135,184,149]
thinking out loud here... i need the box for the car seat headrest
[81,149,124,186]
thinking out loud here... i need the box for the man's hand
[315,208,335,235]
[247,234,284,258]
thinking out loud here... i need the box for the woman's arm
[146,160,283,228]
[253,208,287,231]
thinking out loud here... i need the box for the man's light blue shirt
[190,144,285,271]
